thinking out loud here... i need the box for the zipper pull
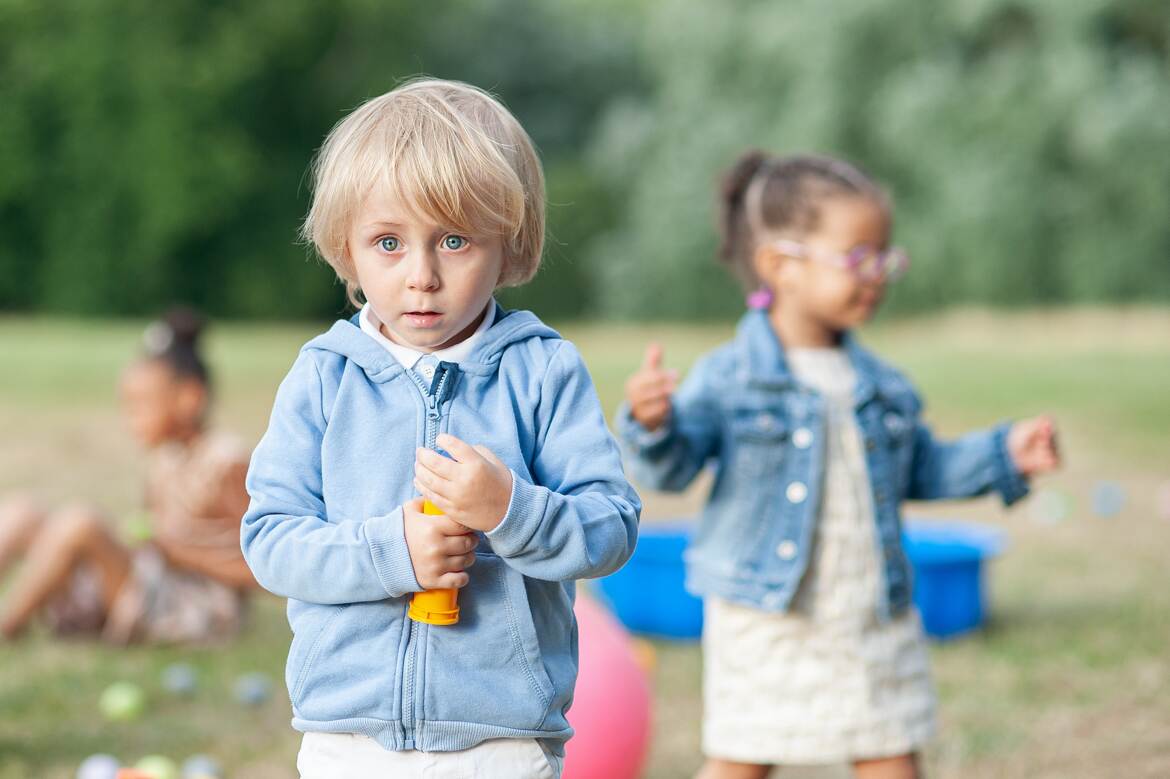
[429,361,460,403]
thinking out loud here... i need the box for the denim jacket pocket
[877,407,916,496]
[727,406,789,478]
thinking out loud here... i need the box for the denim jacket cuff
[485,471,544,556]
[366,508,423,597]
[615,401,673,455]
[992,422,1030,506]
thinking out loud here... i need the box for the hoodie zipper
[400,360,459,749]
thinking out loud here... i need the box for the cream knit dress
[701,347,936,765]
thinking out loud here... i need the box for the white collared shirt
[359,300,496,381]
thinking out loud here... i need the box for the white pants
[297,732,561,779]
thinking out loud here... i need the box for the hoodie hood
[301,300,561,381]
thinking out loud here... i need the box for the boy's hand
[414,434,513,533]
[1008,415,1061,477]
[402,497,477,590]
[625,342,678,432]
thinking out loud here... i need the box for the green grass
[1,308,1168,778]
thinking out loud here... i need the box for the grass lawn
[1,308,1168,778]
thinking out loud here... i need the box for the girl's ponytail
[717,149,769,271]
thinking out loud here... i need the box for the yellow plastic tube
[407,499,461,625]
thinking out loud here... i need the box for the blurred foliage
[587,0,1170,318]
[0,0,1167,321]
[0,0,640,320]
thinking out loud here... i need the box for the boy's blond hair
[302,78,545,306]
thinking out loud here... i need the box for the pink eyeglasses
[771,239,910,282]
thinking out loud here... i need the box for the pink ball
[563,596,652,779]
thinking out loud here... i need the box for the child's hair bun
[142,305,211,387]
[163,306,206,348]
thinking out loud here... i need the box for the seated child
[0,308,256,644]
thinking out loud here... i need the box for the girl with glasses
[618,151,1060,779]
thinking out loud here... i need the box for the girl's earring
[746,286,774,310]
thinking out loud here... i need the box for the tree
[0,0,639,319]
[586,0,1170,318]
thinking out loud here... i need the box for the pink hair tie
[746,286,773,310]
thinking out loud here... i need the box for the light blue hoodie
[241,304,641,754]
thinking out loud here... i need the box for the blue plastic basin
[597,519,1004,642]
[903,520,1005,640]
[596,521,703,639]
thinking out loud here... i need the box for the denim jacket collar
[733,309,882,408]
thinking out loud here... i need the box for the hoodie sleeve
[486,341,641,581]
[240,351,420,604]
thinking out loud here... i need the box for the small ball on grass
[1030,489,1072,525]
[181,755,223,779]
[1091,481,1125,518]
[1155,481,1170,522]
[134,756,178,779]
[233,672,273,707]
[161,663,199,697]
[99,682,146,722]
[77,754,120,779]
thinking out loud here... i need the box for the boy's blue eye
[378,236,400,252]
[442,235,468,251]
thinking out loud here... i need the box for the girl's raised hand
[624,342,679,432]
[1007,415,1061,477]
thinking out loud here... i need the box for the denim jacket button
[775,540,798,560]
[786,481,808,504]
[757,413,777,431]
[792,427,813,449]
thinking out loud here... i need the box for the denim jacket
[242,304,640,753]
[616,310,1027,619]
